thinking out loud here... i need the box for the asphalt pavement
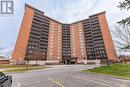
[9,65,130,87]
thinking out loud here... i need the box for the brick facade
[12,4,116,63]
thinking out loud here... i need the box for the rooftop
[0,56,10,61]
[25,4,106,24]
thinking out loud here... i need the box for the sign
[0,0,14,16]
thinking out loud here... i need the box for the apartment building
[12,4,116,63]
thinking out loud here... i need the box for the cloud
[0,0,25,57]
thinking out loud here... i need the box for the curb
[83,72,130,81]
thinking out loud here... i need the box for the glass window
[57,57,60,59]
[73,53,76,56]
[50,56,52,60]
[81,53,84,55]
[73,47,75,49]
[72,30,74,33]
[51,33,54,36]
[71,25,74,28]
[50,49,52,51]
[58,47,60,50]
[81,49,84,52]
[50,36,54,39]
[58,50,60,52]
[79,29,82,33]
[80,46,83,49]
[50,53,52,55]
[50,46,53,48]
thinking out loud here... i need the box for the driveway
[9,65,130,87]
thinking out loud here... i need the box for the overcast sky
[0,0,130,57]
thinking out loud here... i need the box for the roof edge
[25,4,106,24]
[89,11,106,17]
[25,3,44,14]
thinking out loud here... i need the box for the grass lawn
[3,66,47,73]
[0,65,49,73]
[83,64,130,78]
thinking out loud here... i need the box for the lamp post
[84,57,88,70]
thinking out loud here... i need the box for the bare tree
[0,42,5,55]
[118,17,130,26]
[0,47,4,55]
[25,51,33,68]
[33,51,47,65]
[118,0,130,10]
[25,50,47,68]
[4,50,13,59]
[118,0,130,25]
[111,24,130,49]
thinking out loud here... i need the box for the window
[72,30,74,33]
[58,50,60,53]
[80,43,83,46]
[79,29,82,31]
[50,56,52,60]
[79,37,82,40]
[79,34,82,37]
[57,57,60,59]
[80,46,83,49]
[58,47,60,50]
[52,27,54,30]
[72,39,75,42]
[50,49,52,52]
[58,30,61,33]
[50,46,53,49]
[50,42,53,45]
[58,44,61,46]
[78,23,81,26]
[73,53,76,56]
[51,22,54,25]
[50,36,54,39]
[81,49,84,52]
[71,25,74,28]
[29,51,33,53]
[51,30,54,32]
[51,33,54,36]
[50,53,52,55]
[81,53,84,55]
[58,25,61,28]
[58,40,61,42]
[50,40,54,43]
[73,47,76,49]
[72,37,75,39]
[80,40,83,43]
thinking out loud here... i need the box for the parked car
[0,72,12,87]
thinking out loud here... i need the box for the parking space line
[48,77,64,87]
[73,76,112,87]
